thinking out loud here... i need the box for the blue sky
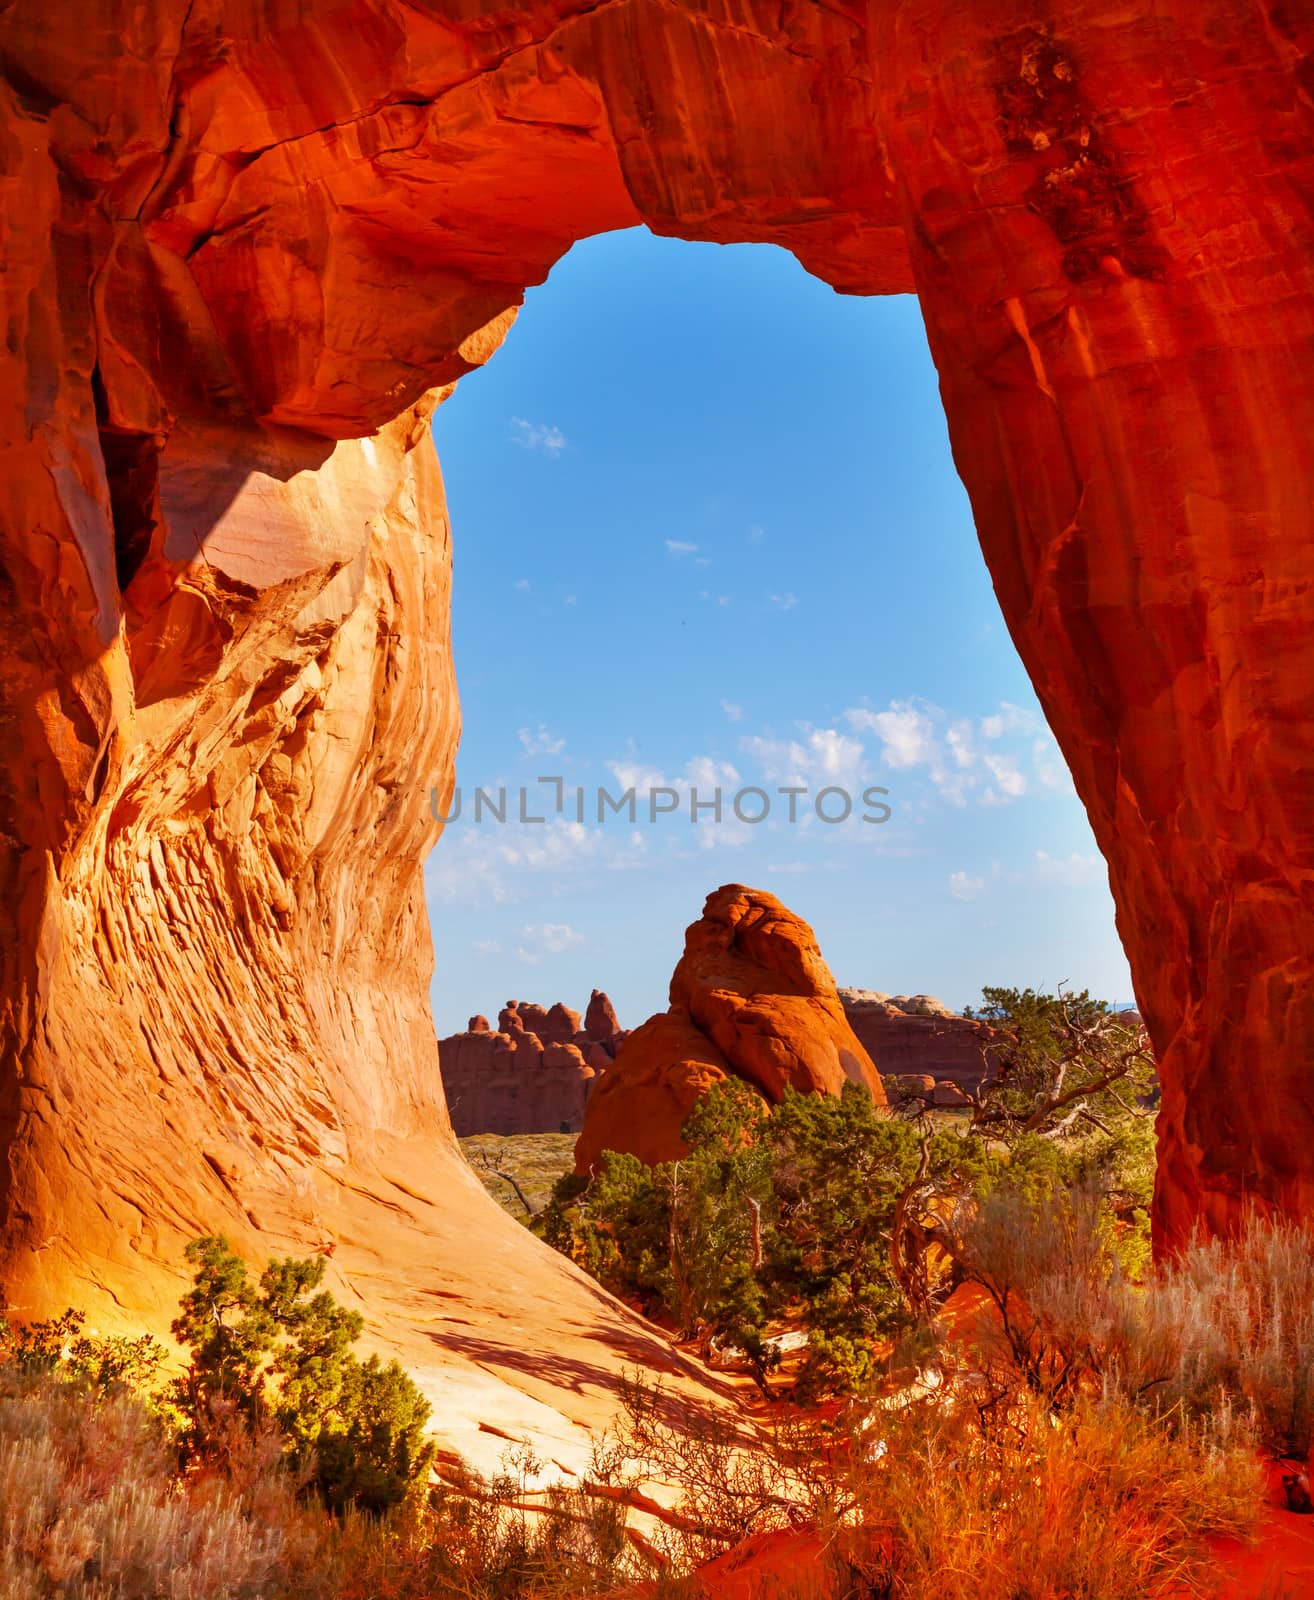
[422,227,1134,1034]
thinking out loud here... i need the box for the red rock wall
[839,992,997,1092]
[440,994,624,1135]
[867,2,1314,1244]
[0,1,1310,1372]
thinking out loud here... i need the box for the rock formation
[440,993,625,1136]
[0,1,1311,1434]
[585,989,622,1042]
[576,886,884,1171]
[838,990,998,1093]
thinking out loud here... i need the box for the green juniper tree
[172,1235,434,1512]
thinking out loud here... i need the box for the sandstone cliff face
[838,990,997,1092]
[0,2,1311,1432]
[440,992,625,1135]
[576,886,884,1171]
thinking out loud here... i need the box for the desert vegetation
[543,987,1158,1393]
[459,1132,579,1219]
[1,990,1309,1596]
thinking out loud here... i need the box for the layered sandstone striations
[440,992,625,1135]
[0,2,1310,1436]
[838,990,997,1093]
[576,886,884,1171]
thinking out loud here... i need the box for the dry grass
[459,1134,578,1219]
[1118,1217,1314,1458]
[610,1368,1261,1600]
[825,1390,1261,1600]
[0,1367,653,1600]
[954,1189,1314,1462]
[0,1370,323,1598]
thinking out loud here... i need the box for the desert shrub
[1111,1215,1314,1458]
[0,1368,312,1599]
[0,1310,168,1397]
[610,1360,1260,1600]
[942,1180,1314,1470]
[612,1371,832,1570]
[544,1080,920,1394]
[764,1085,920,1394]
[172,1236,435,1513]
[827,1389,1260,1600]
[0,1358,650,1600]
[955,1182,1139,1405]
[889,988,1158,1319]
[553,987,1159,1394]
[541,1080,777,1374]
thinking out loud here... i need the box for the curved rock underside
[0,0,1312,1448]
[577,885,885,1173]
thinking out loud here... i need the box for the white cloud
[843,698,1066,808]
[665,539,698,555]
[982,750,1027,799]
[514,578,530,591]
[686,756,740,790]
[740,727,866,792]
[1034,850,1104,887]
[510,417,567,457]
[425,818,646,906]
[605,755,739,798]
[518,724,565,758]
[721,700,743,722]
[981,702,1041,740]
[518,922,585,957]
[716,595,731,607]
[606,758,669,794]
[946,719,975,769]
[473,938,502,956]
[599,755,752,850]
[847,704,936,771]
[949,870,986,901]
[768,593,798,611]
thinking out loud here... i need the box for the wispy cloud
[515,921,586,963]
[514,577,530,591]
[847,704,936,772]
[721,700,743,723]
[981,702,1041,740]
[768,593,798,611]
[473,938,502,956]
[740,727,866,792]
[948,870,986,901]
[510,417,567,457]
[665,539,698,555]
[1034,850,1104,887]
[843,699,1071,807]
[518,724,565,758]
[424,819,647,907]
[982,751,1028,801]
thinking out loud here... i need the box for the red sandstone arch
[1,0,1312,1440]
